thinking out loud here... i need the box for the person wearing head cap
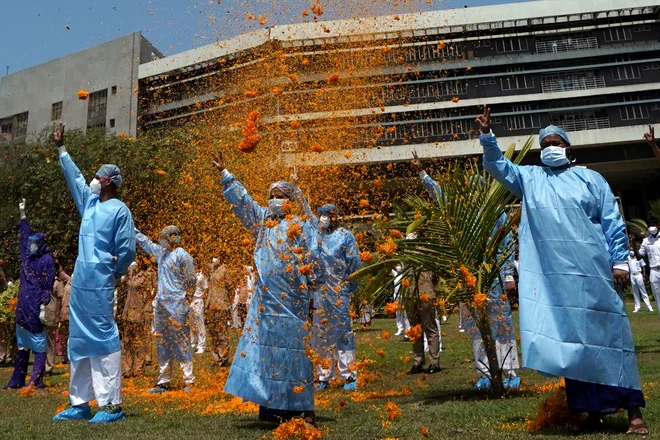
[4,199,55,390]
[297,202,362,391]
[189,264,208,355]
[477,108,648,434]
[52,124,136,424]
[134,225,196,393]
[211,152,326,427]
[119,261,152,378]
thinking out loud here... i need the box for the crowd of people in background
[0,119,658,435]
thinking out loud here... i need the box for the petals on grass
[272,417,323,440]
[386,401,401,420]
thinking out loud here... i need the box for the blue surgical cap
[539,125,570,146]
[269,181,296,200]
[317,204,337,215]
[96,164,123,187]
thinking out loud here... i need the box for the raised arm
[477,107,525,198]
[643,125,660,163]
[114,207,137,278]
[301,221,327,290]
[54,124,92,216]
[179,251,197,296]
[411,151,443,206]
[291,166,317,226]
[18,200,32,261]
[134,228,164,259]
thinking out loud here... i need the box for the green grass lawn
[1,301,658,440]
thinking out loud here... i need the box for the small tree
[350,138,532,397]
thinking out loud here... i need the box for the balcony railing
[541,75,606,93]
[552,117,610,132]
[536,37,598,54]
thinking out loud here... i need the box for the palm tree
[350,137,533,397]
[628,199,660,237]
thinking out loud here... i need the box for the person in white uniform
[628,248,653,313]
[190,270,208,354]
[633,218,660,317]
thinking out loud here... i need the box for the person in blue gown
[299,202,362,392]
[52,124,136,424]
[476,107,647,434]
[134,226,197,393]
[211,153,325,426]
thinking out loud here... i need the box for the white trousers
[317,350,356,382]
[69,350,122,407]
[395,309,410,334]
[190,300,206,350]
[650,268,660,318]
[472,338,519,379]
[631,273,653,311]
[157,359,195,385]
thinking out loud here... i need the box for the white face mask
[406,233,418,240]
[540,146,569,167]
[649,227,659,237]
[89,178,102,195]
[319,215,331,230]
[395,264,402,272]
[29,243,39,255]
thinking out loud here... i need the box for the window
[111,86,117,96]
[1,121,12,134]
[109,119,116,128]
[483,40,490,47]
[14,112,28,138]
[495,38,528,53]
[603,27,632,42]
[505,114,541,130]
[87,89,108,129]
[619,104,649,120]
[474,41,481,47]
[51,102,63,121]
[489,78,496,84]
[501,75,534,91]
[651,103,660,110]
[612,63,641,80]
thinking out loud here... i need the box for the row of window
[49,86,118,128]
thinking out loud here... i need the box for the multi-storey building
[0,32,161,144]
[138,0,660,219]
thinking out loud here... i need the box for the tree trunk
[475,307,505,398]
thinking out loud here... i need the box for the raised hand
[290,166,299,186]
[18,198,26,212]
[211,152,225,173]
[53,123,65,147]
[411,150,423,173]
[643,125,655,147]
[475,106,491,134]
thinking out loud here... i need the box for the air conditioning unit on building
[280,141,298,152]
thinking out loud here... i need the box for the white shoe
[394,331,402,336]
[633,309,640,313]
[458,329,465,333]
[195,348,205,354]
[650,308,654,312]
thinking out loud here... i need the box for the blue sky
[0,0,527,74]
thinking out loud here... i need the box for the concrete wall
[0,32,155,141]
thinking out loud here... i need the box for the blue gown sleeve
[481,133,525,199]
[302,222,327,289]
[19,219,33,261]
[41,256,56,305]
[420,172,443,205]
[296,188,318,228]
[135,229,164,259]
[114,208,137,278]
[59,150,92,217]
[343,231,362,294]
[596,174,629,264]
[221,172,268,237]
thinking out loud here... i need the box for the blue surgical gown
[59,150,136,361]
[135,232,196,363]
[420,173,517,343]
[221,172,325,412]
[481,132,640,390]
[313,227,362,352]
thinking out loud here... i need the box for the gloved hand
[19,198,26,220]
[39,304,47,325]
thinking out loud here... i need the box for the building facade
[0,32,161,144]
[137,0,660,219]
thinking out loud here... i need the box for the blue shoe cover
[474,377,491,390]
[89,410,126,424]
[504,377,521,389]
[53,405,92,421]
[147,385,168,393]
[315,381,329,391]
[343,381,356,391]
